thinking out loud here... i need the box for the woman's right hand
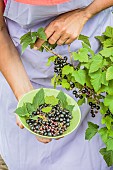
[16,93,52,144]
[16,114,52,143]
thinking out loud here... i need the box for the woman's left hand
[34,8,89,48]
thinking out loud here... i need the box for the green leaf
[90,70,102,92]
[89,54,103,73]
[72,48,89,62]
[100,148,113,167]
[85,74,93,89]
[62,65,74,75]
[95,35,106,43]
[106,138,113,151]
[51,74,57,88]
[65,105,75,113]
[100,102,108,115]
[78,34,91,47]
[15,103,28,117]
[44,41,57,50]
[77,97,85,106]
[106,66,113,81]
[37,27,47,41]
[100,47,113,57]
[82,42,95,57]
[57,91,68,108]
[103,26,113,38]
[109,129,113,138]
[107,80,113,95]
[21,42,30,53]
[20,32,33,53]
[33,89,45,109]
[72,70,86,86]
[99,127,108,144]
[110,56,113,62]
[104,95,113,113]
[31,115,43,120]
[45,95,59,106]
[101,71,108,86]
[26,103,35,114]
[61,79,70,89]
[103,39,113,48]
[46,56,57,66]
[104,95,113,107]
[101,116,113,130]
[42,106,52,113]
[20,32,32,44]
[85,122,99,140]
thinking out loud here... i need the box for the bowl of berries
[15,88,81,139]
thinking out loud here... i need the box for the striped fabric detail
[14,0,69,5]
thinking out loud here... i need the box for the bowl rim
[17,88,81,139]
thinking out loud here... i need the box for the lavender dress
[0,0,113,169]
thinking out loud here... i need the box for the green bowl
[17,88,81,139]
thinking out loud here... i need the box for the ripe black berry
[64,56,68,61]
[89,102,92,106]
[73,90,77,94]
[92,114,95,118]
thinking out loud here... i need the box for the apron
[0,0,113,169]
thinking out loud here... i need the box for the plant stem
[42,45,62,58]
[68,44,72,64]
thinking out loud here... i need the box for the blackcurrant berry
[64,56,68,61]
[82,90,86,93]
[32,111,37,116]
[79,95,83,99]
[92,114,95,118]
[75,94,79,98]
[26,119,30,124]
[89,102,92,106]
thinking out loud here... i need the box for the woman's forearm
[0,2,33,100]
[84,0,113,19]
[0,28,33,100]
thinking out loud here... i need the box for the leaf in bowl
[42,106,52,113]
[33,88,45,109]
[45,95,59,106]
[15,103,29,117]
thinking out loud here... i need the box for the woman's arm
[0,1,33,100]
[0,0,52,143]
[85,0,113,19]
[35,0,113,47]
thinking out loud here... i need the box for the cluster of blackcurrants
[73,87,93,99]
[73,90,83,99]
[54,56,68,76]
[72,87,101,117]
[26,103,72,137]
[89,102,100,117]
[53,57,101,118]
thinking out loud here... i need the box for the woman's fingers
[34,26,55,49]
[55,136,64,140]
[56,34,69,45]
[16,115,24,129]
[48,31,61,45]
[36,136,52,144]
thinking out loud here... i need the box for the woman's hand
[35,9,89,48]
[16,92,52,144]
[16,114,52,143]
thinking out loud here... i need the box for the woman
[0,0,113,169]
